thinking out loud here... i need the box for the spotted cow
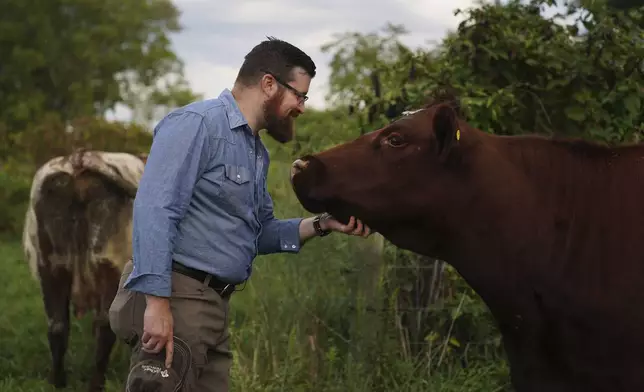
[22,149,146,391]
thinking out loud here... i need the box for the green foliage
[0,0,199,148]
[322,23,414,107]
[0,162,32,237]
[0,114,151,238]
[10,113,152,167]
[330,0,643,143]
[602,0,644,10]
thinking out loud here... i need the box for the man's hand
[321,214,372,238]
[141,295,174,368]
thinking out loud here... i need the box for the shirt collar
[218,88,249,131]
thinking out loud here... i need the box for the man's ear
[260,74,277,97]
[432,104,460,160]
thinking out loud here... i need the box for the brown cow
[22,149,146,391]
[290,98,644,392]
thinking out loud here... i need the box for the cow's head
[290,101,488,254]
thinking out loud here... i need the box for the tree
[324,1,643,143]
[0,0,199,144]
[321,23,412,107]
[321,23,445,135]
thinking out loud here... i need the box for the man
[109,37,371,391]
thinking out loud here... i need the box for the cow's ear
[432,104,460,160]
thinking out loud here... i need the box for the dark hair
[235,36,316,86]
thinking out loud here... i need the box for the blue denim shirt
[124,89,303,297]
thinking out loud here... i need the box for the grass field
[0,240,131,392]
[0,239,510,392]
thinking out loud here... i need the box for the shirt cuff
[277,217,303,253]
[124,272,172,298]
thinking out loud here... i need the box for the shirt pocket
[223,164,251,186]
[221,164,254,212]
[200,164,254,220]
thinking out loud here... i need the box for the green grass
[0,240,131,392]
[0,158,510,391]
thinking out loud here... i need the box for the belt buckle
[221,283,232,296]
[204,274,233,296]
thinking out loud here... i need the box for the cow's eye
[385,133,406,147]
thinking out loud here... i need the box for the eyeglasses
[262,70,309,104]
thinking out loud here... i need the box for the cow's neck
[383,203,550,295]
[445,207,550,301]
[397,138,563,310]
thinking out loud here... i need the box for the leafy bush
[0,160,32,238]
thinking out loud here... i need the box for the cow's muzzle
[290,156,329,213]
[290,156,326,183]
[290,158,309,179]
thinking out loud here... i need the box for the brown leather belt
[171,261,236,298]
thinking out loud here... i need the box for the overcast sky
[106,0,566,123]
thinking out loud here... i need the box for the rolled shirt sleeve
[124,111,211,297]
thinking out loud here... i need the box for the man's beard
[263,91,294,144]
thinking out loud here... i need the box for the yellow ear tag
[456,129,460,141]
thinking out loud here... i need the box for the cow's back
[23,150,144,316]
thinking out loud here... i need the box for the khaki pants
[109,261,232,392]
